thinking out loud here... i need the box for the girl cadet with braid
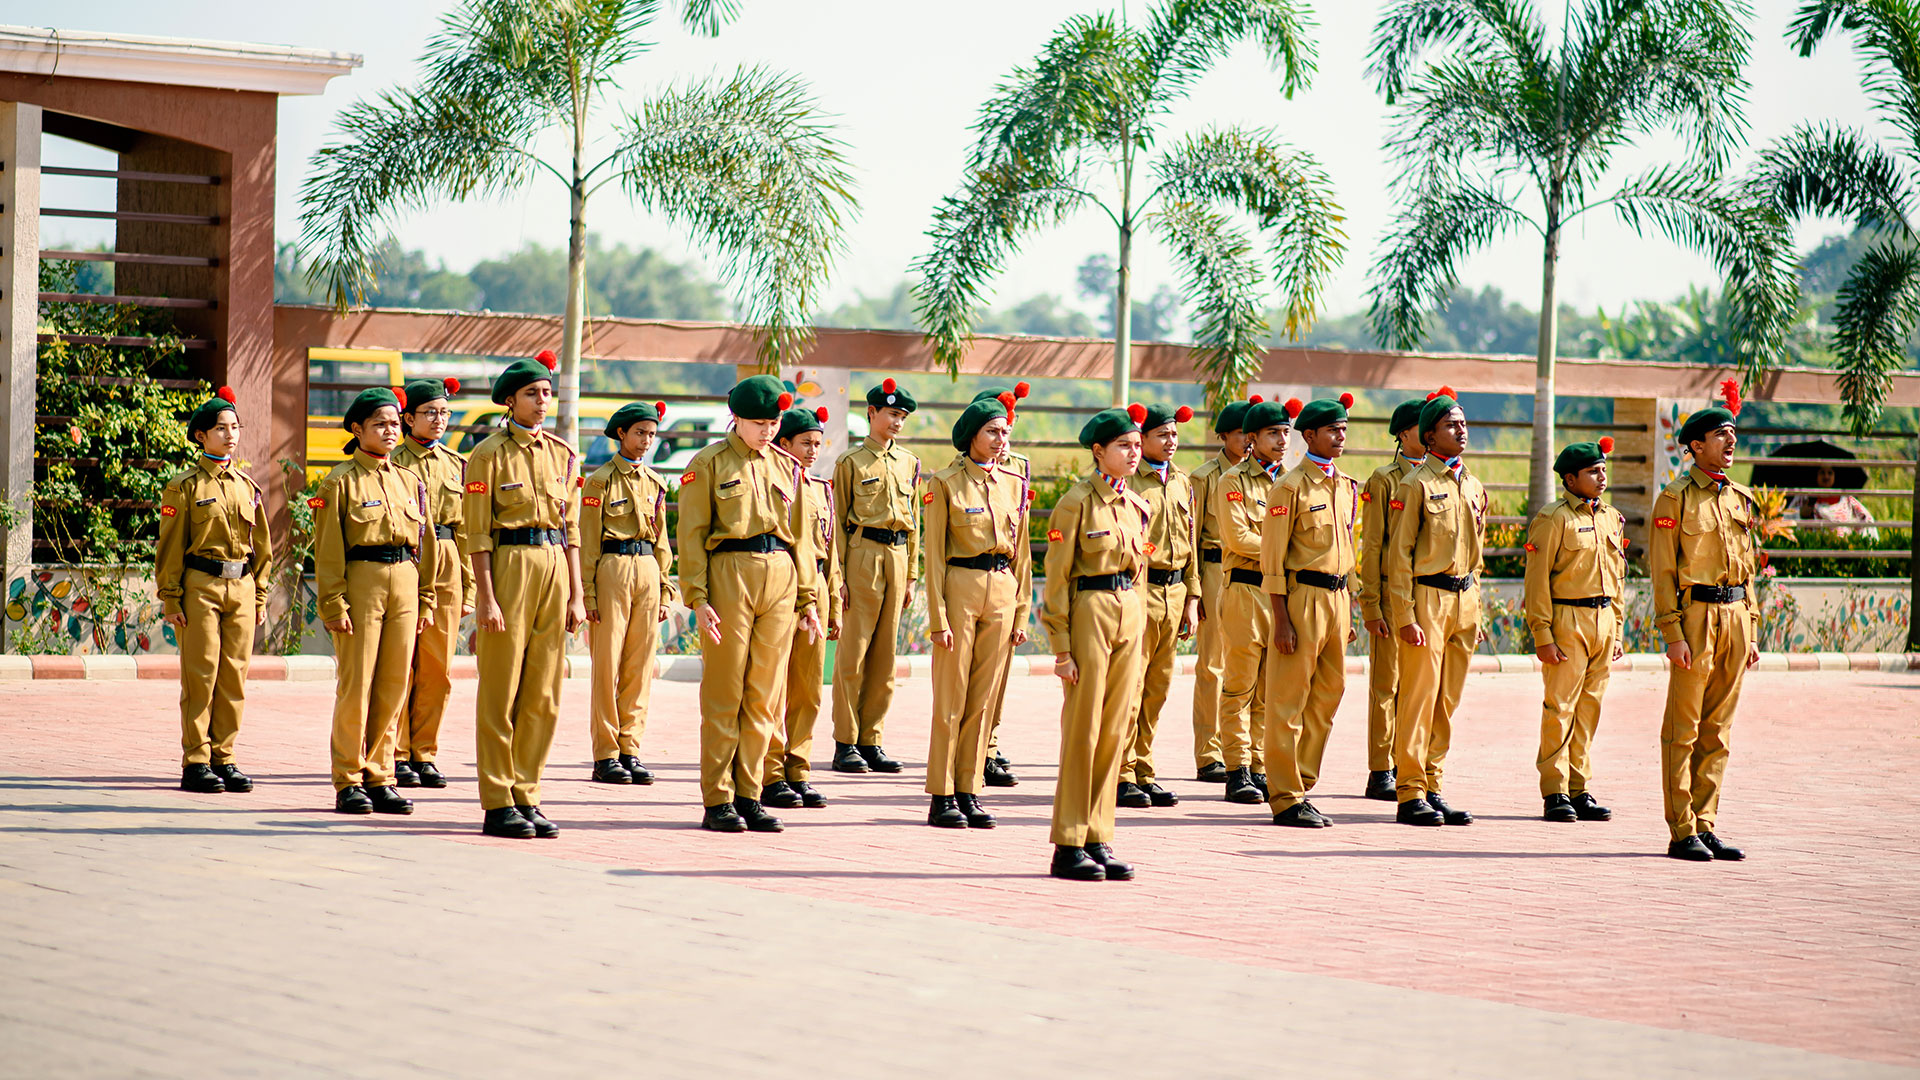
[313,387,438,817]
[1043,405,1152,883]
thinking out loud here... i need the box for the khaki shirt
[1039,476,1151,654]
[923,458,1033,635]
[580,456,677,608]
[1523,494,1628,649]
[799,475,842,626]
[1356,454,1425,622]
[154,457,273,616]
[1134,459,1199,588]
[393,436,475,608]
[1648,466,1761,645]
[674,432,817,613]
[833,436,922,572]
[1385,456,1489,629]
[952,448,1032,482]
[1215,456,1287,574]
[311,450,438,623]
[460,422,582,554]
[1260,460,1360,594]
[1190,451,1239,554]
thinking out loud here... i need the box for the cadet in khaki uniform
[1524,438,1626,824]
[1355,398,1427,801]
[1385,388,1486,827]
[314,388,438,816]
[956,382,1033,789]
[831,379,919,774]
[763,405,841,811]
[393,376,473,789]
[678,376,822,834]
[1214,397,1293,804]
[1117,403,1199,810]
[582,401,678,786]
[156,387,272,794]
[925,393,1032,830]
[1189,399,1251,784]
[1262,394,1360,828]
[1651,379,1758,863]
[463,351,586,840]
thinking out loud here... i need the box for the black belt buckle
[1076,573,1133,592]
[497,527,564,546]
[714,533,791,555]
[346,545,411,564]
[1690,583,1747,604]
[1146,567,1179,587]
[1228,567,1263,588]
[1200,547,1222,564]
[1416,573,1474,593]
[948,553,1012,573]
[602,538,654,556]
[861,526,909,546]
[1552,596,1612,609]
[1294,569,1346,591]
[185,553,250,579]
[433,523,456,541]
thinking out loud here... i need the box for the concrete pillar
[1613,396,1658,551]
[0,102,40,651]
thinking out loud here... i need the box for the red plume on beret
[996,391,1016,414]
[814,406,829,422]
[535,349,558,371]
[1174,405,1194,423]
[1718,377,1742,416]
[1338,392,1354,409]
[1598,436,1615,455]
[216,386,236,404]
[1013,381,1031,399]
[443,377,460,394]
[655,401,668,419]
[393,386,407,409]
[882,377,896,394]
[1427,384,1456,402]
[1127,402,1148,424]
[1284,397,1303,419]
[1249,394,1264,404]
[777,392,795,411]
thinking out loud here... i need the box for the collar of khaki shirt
[353,448,394,473]
[196,456,235,482]
[507,421,546,450]
[862,435,895,456]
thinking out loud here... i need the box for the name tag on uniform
[195,498,216,506]
[500,482,524,490]
[361,500,383,508]
[1308,503,1327,512]
[964,506,986,514]
[609,498,628,507]
[1086,529,1109,539]
[1577,526,1594,533]
[1428,492,1448,501]
[860,476,881,485]
[719,479,742,490]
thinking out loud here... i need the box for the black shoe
[180,764,225,793]
[1396,798,1444,826]
[927,794,968,828]
[791,780,827,808]
[983,757,1019,787]
[1698,831,1745,861]
[734,797,784,833]
[414,761,447,788]
[1272,801,1331,828]
[619,755,654,784]
[592,758,633,784]
[702,803,747,833]
[1084,842,1134,881]
[393,760,418,788]
[1224,768,1263,804]
[1196,762,1228,783]
[335,785,373,815]
[1543,793,1578,823]
[1116,781,1151,808]
[1427,791,1473,826]
[831,742,871,773]
[1668,835,1714,861]
[857,745,902,773]
[1050,845,1105,881]
[1251,772,1269,798]
[367,785,414,815]
[956,792,996,829]
[517,805,559,838]
[761,780,804,810]
[1571,792,1612,821]
[483,806,537,839]
[1141,782,1179,807]
[210,763,253,793]
[1364,769,1397,801]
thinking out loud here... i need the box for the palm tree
[914,0,1346,409]
[297,0,857,446]
[1366,0,1797,513]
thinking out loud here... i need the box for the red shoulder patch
[1654,516,1677,530]
[1026,489,1035,503]
[1523,542,1536,552]
[1359,491,1372,503]
[306,496,326,510]
[466,480,488,494]
[1047,528,1064,543]
[1225,490,1244,503]
[582,495,601,507]
[1388,499,1405,510]
[159,504,178,518]
[1143,541,1156,555]
[681,470,696,485]
[922,491,935,505]
[1270,505,1288,517]
[576,475,584,488]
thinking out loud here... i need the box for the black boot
[927,794,968,828]
[1195,762,1228,783]
[1251,772,1269,799]
[517,805,559,838]
[414,761,447,788]
[1224,768,1263,804]
[1084,842,1134,881]
[367,785,414,815]
[1116,781,1151,808]
[483,806,537,839]
[334,785,373,815]
[791,780,827,808]
[702,803,747,833]
[1543,793,1577,823]
[983,757,1019,787]
[1426,791,1473,825]
[1272,801,1331,828]
[1050,845,1105,881]
[761,780,804,809]
[734,797,784,833]
[210,763,253,793]
[831,742,870,773]
[1699,831,1745,861]
[1571,792,1612,821]
[1667,835,1713,861]
[180,764,225,793]
[591,758,633,784]
[1141,782,1179,807]
[1396,798,1444,826]
[393,760,418,788]
[956,792,996,829]
[1364,768,1397,801]
[620,755,654,785]
[856,745,902,773]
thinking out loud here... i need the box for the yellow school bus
[306,348,405,484]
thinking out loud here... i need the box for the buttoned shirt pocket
[1564,520,1598,549]
[236,491,257,529]
[496,480,533,508]
[715,479,748,501]
[1682,496,1715,536]
[1422,485,1458,537]
[604,496,635,519]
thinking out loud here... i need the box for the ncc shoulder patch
[681,470,696,485]
[1523,542,1536,552]
[466,480,488,494]
[582,495,601,507]
[1270,505,1288,517]
[1047,528,1064,543]
[160,504,178,517]
[1143,541,1157,555]
[1389,499,1405,510]
[1654,516,1678,530]
[1360,491,1372,503]
[306,496,326,510]
[1225,490,1244,502]
[922,491,935,504]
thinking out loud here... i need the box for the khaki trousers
[1365,619,1398,772]
[399,534,462,763]
[1660,601,1750,840]
[832,537,908,745]
[177,569,254,767]
[1537,603,1617,797]
[699,551,796,806]
[1394,583,1479,801]
[1217,579,1270,772]
[473,543,566,811]
[768,567,827,784]
[589,553,662,760]
[1050,587,1147,847]
[1190,557,1226,770]
[1265,585,1347,811]
[926,567,1017,795]
[1121,580,1186,784]
[330,560,420,790]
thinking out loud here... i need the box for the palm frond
[613,67,858,368]
[425,0,652,116]
[1561,0,1751,177]
[676,0,741,37]
[1150,201,1271,408]
[1140,0,1319,105]
[971,13,1136,172]
[1830,237,1920,433]
[1366,177,1533,348]
[1382,57,1551,187]
[1748,121,1914,232]
[1366,0,1552,104]
[1789,0,1920,153]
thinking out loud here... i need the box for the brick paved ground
[2,666,1916,1078]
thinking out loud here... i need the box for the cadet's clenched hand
[1054,654,1079,685]
[1399,623,1426,647]
[932,629,953,651]
[1364,618,1390,639]
[324,615,353,635]
[476,600,506,634]
[695,603,723,644]
[1537,643,1567,665]
[566,597,588,635]
[1666,641,1692,669]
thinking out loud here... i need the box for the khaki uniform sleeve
[1179,477,1199,591]
[155,478,188,617]
[823,487,842,625]
[1522,510,1558,650]
[314,477,349,623]
[787,464,817,614]
[1386,477,1421,630]
[413,475,438,613]
[580,474,607,607]
[462,447,496,556]
[654,484,677,606]
[247,483,273,609]
[1013,481,1033,630]
[832,454,855,575]
[922,477,951,635]
[676,461,714,610]
[1260,480,1297,594]
[452,453,476,609]
[1356,471,1390,622]
[561,445,582,549]
[908,455,923,575]
[1040,494,1082,656]
[1649,487,1684,646]
[1219,471,1264,561]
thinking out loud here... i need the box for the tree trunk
[560,183,586,448]
[1907,436,1919,652]
[1531,201,1563,517]
[1113,219,1132,408]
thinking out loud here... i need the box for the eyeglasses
[413,409,454,421]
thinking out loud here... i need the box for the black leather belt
[860,526,911,546]
[1077,573,1134,591]
[1229,567,1263,587]
[1201,547,1222,564]
[1146,567,1180,587]
[433,523,456,541]
[1416,573,1475,593]
[714,533,791,554]
[497,527,566,546]
[346,544,413,564]
[184,553,251,579]
[948,553,1012,572]
[1553,595,1612,608]
[1690,583,1747,604]
[602,538,654,556]
[1294,569,1347,591]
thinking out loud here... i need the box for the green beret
[1244,399,1293,433]
[1677,407,1736,447]
[1553,437,1615,476]
[607,401,665,439]
[953,396,1014,452]
[1295,393,1354,431]
[866,378,917,413]
[1141,403,1195,431]
[1418,390,1462,435]
[403,377,459,411]
[779,405,827,443]
[1388,397,1425,435]
[728,374,791,421]
[342,387,402,430]
[1079,405,1145,448]
[187,386,238,434]
[1214,399,1252,433]
[970,380,1031,406]
[491,351,558,405]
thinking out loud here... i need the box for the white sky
[24,0,1884,323]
